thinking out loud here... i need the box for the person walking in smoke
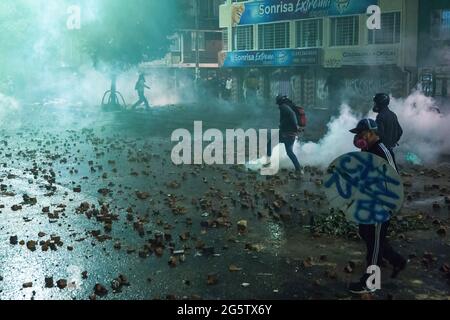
[264,95,302,173]
[132,74,151,110]
[348,119,407,294]
[372,93,403,154]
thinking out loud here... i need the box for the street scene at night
[0,0,450,304]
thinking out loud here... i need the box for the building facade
[418,0,450,100]
[139,0,224,100]
[219,0,419,112]
[167,0,223,71]
[141,1,222,76]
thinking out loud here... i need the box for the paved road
[0,104,448,300]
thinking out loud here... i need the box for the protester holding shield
[348,119,407,294]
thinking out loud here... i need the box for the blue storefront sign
[232,0,378,26]
[221,48,319,67]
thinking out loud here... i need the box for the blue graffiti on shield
[325,153,401,224]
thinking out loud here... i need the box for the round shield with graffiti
[323,152,404,225]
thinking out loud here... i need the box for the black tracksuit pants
[359,221,404,277]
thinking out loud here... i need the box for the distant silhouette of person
[108,75,119,106]
[223,76,233,100]
[132,74,150,109]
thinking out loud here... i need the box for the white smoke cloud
[31,65,111,107]
[26,63,196,108]
[0,91,21,119]
[389,91,450,164]
[297,104,360,168]
[269,91,449,171]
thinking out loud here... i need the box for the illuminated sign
[220,49,320,67]
[232,0,378,26]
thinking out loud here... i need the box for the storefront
[219,0,418,109]
[418,0,450,102]
[219,0,383,106]
[219,48,321,105]
[323,46,406,112]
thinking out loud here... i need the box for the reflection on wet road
[0,105,449,300]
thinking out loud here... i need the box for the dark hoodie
[375,107,403,149]
[279,103,299,135]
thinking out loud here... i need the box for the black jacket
[375,107,403,149]
[279,103,298,135]
[367,140,398,172]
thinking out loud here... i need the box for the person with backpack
[265,95,306,173]
[372,93,403,152]
[132,74,151,110]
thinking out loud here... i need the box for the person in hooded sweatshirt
[265,95,302,173]
[372,93,403,153]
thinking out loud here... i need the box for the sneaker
[349,282,376,294]
[391,259,407,279]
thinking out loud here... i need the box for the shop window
[192,31,206,51]
[368,12,401,44]
[222,28,229,51]
[295,19,323,48]
[233,25,254,51]
[296,19,323,48]
[330,16,359,46]
[169,34,181,52]
[435,78,449,97]
[258,22,290,50]
[200,0,220,19]
[431,10,450,40]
